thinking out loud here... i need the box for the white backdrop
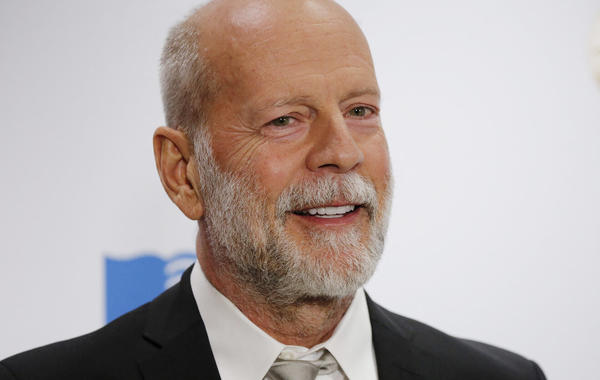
[1,1,599,379]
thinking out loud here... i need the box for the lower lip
[290,207,362,226]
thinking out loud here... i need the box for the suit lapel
[367,293,431,380]
[138,266,221,380]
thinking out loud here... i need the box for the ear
[153,126,204,220]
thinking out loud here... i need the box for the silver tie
[265,349,339,380]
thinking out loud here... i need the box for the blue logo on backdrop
[105,252,196,323]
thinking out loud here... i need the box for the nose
[305,113,364,173]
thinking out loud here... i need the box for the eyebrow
[340,87,381,103]
[260,87,380,111]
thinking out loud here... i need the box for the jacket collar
[367,293,432,380]
[138,265,221,380]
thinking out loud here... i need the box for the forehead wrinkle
[218,52,375,107]
[254,20,366,51]
[269,95,315,109]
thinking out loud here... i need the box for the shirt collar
[325,288,378,380]
[190,261,378,380]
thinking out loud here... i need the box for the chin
[266,231,383,303]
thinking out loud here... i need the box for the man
[0,0,546,379]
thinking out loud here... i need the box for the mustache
[275,173,378,219]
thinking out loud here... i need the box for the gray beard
[194,128,392,306]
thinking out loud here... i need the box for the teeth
[301,205,356,217]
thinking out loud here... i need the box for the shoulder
[1,265,215,380]
[367,297,546,380]
[407,314,545,379]
[1,297,155,379]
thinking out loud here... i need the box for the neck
[196,229,353,348]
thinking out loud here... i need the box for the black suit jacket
[1,267,545,379]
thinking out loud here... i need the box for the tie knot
[266,349,339,380]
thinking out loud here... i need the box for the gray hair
[159,5,218,140]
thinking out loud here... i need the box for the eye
[269,116,294,127]
[346,106,375,118]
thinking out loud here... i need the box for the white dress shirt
[190,262,379,380]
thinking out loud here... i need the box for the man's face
[195,0,392,302]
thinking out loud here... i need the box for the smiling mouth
[292,204,360,219]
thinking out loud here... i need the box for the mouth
[292,204,361,219]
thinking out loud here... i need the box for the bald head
[196,0,362,37]
[160,0,374,139]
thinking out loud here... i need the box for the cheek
[362,136,392,194]
[252,148,303,195]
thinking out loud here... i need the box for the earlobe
[153,126,204,220]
